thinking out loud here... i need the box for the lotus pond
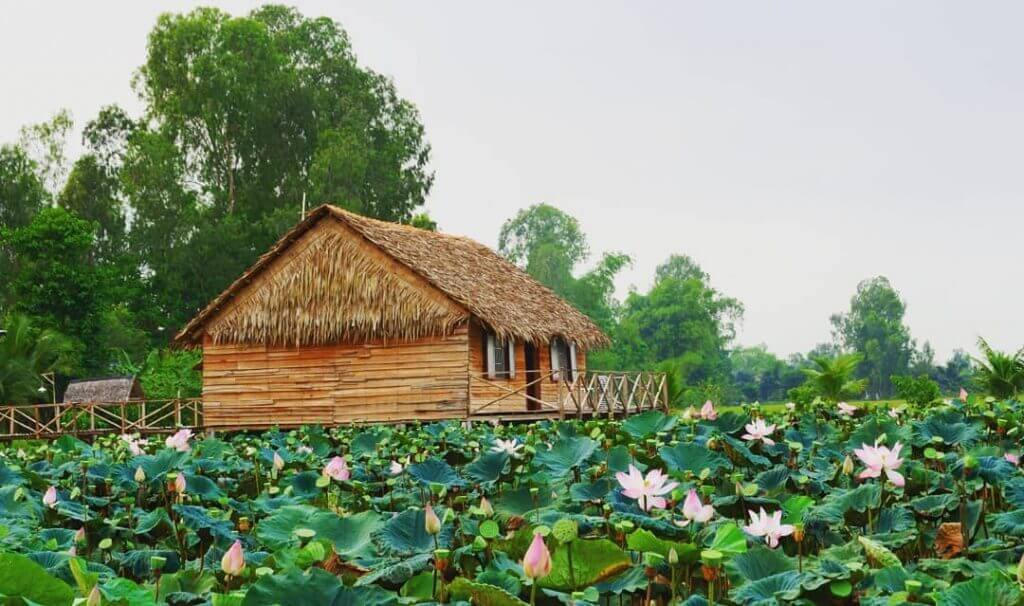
[3,396,1024,605]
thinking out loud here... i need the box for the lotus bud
[479,496,494,517]
[134,467,146,483]
[424,504,442,535]
[668,547,679,565]
[221,539,246,576]
[842,455,854,476]
[793,523,805,543]
[522,532,552,579]
[174,474,186,494]
[75,527,86,544]
[42,486,57,509]
[273,452,285,472]
[86,585,102,606]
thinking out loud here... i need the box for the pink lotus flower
[615,464,679,511]
[221,539,245,576]
[853,441,905,487]
[678,489,714,526]
[700,400,717,421]
[837,402,856,417]
[744,508,794,548]
[322,456,350,481]
[959,387,969,402]
[165,429,193,452]
[173,474,187,494]
[43,486,57,509]
[742,418,776,446]
[272,452,285,472]
[1006,453,1020,465]
[120,434,148,456]
[522,532,552,579]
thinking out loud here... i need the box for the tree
[17,109,73,199]
[932,349,973,394]
[1,207,105,374]
[830,276,914,398]
[731,345,805,403]
[0,315,71,404]
[0,144,47,231]
[603,255,742,403]
[972,338,1024,400]
[799,353,868,403]
[58,154,126,262]
[497,204,628,334]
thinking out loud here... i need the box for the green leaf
[465,452,510,484]
[533,437,598,479]
[726,546,795,583]
[936,572,1022,606]
[728,571,801,605]
[449,577,529,606]
[858,536,902,569]
[708,522,747,557]
[407,458,463,488]
[375,508,452,556]
[256,506,382,560]
[659,443,731,476]
[0,552,75,606]
[242,568,398,606]
[621,411,677,438]
[538,539,631,591]
[625,529,699,564]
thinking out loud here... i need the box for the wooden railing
[469,370,668,420]
[0,399,202,440]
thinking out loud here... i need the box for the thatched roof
[63,376,143,403]
[175,204,608,348]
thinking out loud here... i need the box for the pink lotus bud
[221,539,246,576]
[424,503,442,535]
[273,452,285,472]
[479,496,494,517]
[522,532,552,579]
[134,467,146,483]
[74,527,86,544]
[86,585,102,606]
[43,486,57,509]
[322,456,350,481]
[959,387,969,402]
[174,474,186,494]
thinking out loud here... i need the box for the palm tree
[972,337,1024,400]
[801,353,868,403]
[0,315,70,404]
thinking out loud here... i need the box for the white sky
[3,1,1023,361]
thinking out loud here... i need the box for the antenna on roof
[301,192,307,218]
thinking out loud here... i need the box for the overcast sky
[3,1,1022,360]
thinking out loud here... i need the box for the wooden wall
[467,321,587,415]
[201,327,470,428]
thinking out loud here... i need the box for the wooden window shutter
[486,332,496,379]
[508,338,516,379]
[550,340,560,381]
[569,342,578,381]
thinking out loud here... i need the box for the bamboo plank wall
[201,327,470,428]
[467,322,586,413]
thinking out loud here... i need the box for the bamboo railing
[0,399,202,440]
[469,370,668,420]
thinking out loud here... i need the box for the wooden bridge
[0,370,667,440]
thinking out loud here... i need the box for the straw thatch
[175,204,609,348]
[63,376,143,403]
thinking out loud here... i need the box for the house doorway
[524,342,542,410]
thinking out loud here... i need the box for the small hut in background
[63,376,144,404]
[175,204,610,428]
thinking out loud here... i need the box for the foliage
[114,348,202,399]
[973,338,1024,400]
[2,398,1024,604]
[0,315,71,404]
[798,353,867,403]
[890,374,941,406]
[830,276,915,399]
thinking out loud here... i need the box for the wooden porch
[0,371,667,439]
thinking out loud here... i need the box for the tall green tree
[1,207,105,374]
[603,255,743,402]
[0,144,47,231]
[121,5,434,333]
[972,338,1024,400]
[498,203,629,335]
[830,276,914,398]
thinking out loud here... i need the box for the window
[550,337,577,381]
[485,332,515,379]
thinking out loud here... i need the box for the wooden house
[174,204,617,429]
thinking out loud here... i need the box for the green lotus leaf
[659,442,731,476]
[0,552,75,606]
[621,410,677,438]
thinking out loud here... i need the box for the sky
[3,1,1023,361]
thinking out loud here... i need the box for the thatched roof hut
[174,204,608,428]
[175,204,607,349]
[63,376,144,404]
